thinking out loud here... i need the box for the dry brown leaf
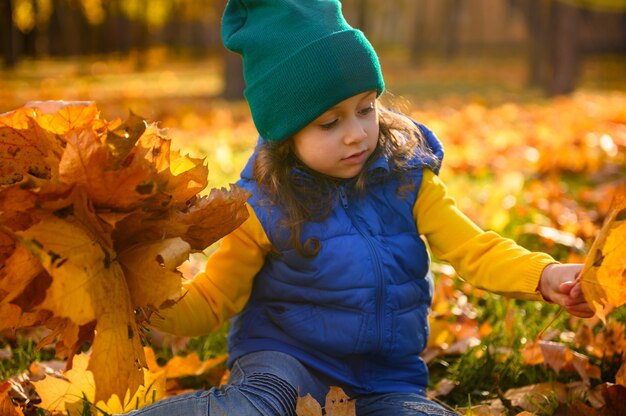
[427,378,459,399]
[325,386,355,416]
[538,341,571,373]
[581,186,626,321]
[600,383,626,416]
[296,393,323,416]
[504,382,567,412]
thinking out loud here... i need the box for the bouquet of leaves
[0,101,250,402]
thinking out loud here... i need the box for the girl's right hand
[539,263,594,318]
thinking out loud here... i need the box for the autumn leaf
[521,341,601,386]
[14,214,145,401]
[581,186,626,321]
[0,107,62,185]
[26,101,100,135]
[160,352,227,379]
[0,381,24,416]
[59,128,155,210]
[32,352,166,415]
[325,386,356,416]
[296,393,323,416]
[117,238,190,309]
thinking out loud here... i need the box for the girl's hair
[252,105,437,257]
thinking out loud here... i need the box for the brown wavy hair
[252,105,437,257]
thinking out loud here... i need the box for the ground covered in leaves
[1,51,626,415]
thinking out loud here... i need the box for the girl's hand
[539,263,595,318]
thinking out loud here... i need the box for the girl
[122,0,592,415]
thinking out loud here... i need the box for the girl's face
[292,91,379,179]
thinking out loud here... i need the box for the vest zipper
[338,185,385,353]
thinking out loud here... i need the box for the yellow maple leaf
[581,186,626,321]
[33,353,96,413]
[33,353,166,415]
[26,101,100,135]
[15,214,145,401]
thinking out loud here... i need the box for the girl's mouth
[342,150,368,164]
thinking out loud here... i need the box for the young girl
[122,1,592,415]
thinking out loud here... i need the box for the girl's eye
[319,119,338,130]
[359,103,375,116]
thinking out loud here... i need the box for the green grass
[0,337,56,381]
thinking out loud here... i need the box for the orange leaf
[0,108,62,185]
[0,382,24,416]
[162,352,227,379]
[296,393,323,416]
[59,128,154,210]
[581,186,626,321]
[325,386,355,416]
[26,101,99,135]
[113,185,250,251]
[521,341,544,366]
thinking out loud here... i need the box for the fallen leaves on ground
[4,347,227,415]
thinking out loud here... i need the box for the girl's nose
[343,117,367,144]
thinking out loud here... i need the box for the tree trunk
[524,0,547,88]
[220,0,245,100]
[222,50,245,100]
[444,0,462,59]
[1,0,18,68]
[548,0,581,96]
[410,0,427,65]
[356,0,369,33]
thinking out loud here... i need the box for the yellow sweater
[153,169,554,336]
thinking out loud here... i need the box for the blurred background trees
[1,0,625,97]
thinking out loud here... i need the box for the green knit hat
[222,0,385,142]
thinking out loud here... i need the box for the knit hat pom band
[222,0,385,142]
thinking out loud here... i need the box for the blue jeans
[118,351,458,416]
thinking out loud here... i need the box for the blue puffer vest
[229,123,444,395]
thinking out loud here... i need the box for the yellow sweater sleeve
[151,203,271,336]
[415,169,555,300]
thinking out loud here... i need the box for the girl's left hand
[539,263,595,318]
